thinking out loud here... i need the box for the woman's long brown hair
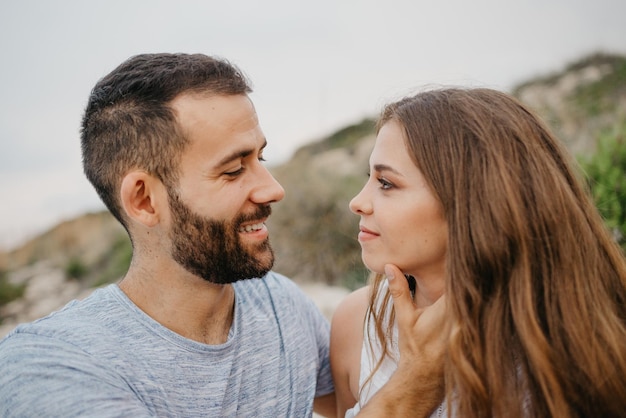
[365,88,626,417]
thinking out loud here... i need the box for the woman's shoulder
[330,284,372,360]
[330,285,373,415]
[334,285,371,319]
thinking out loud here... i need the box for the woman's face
[349,120,448,281]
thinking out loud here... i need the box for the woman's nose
[349,186,371,215]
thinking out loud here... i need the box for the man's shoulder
[0,285,122,349]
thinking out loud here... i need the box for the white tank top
[345,281,447,417]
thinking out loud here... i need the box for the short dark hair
[80,53,252,228]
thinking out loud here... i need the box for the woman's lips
[358,225,379,242]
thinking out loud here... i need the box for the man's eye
[224,167,244,177]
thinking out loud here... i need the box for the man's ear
[120,171,166,228]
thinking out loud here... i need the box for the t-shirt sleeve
[0,331,155,418]
[276,275,335,397]
[311,302,334,397]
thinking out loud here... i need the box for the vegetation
[269,118,375,289]
[293,118,375,157]
[513,52,626,93]
[61,235,131,286]
[579,120,626,250]
[93,235,132,287]
[65,258,88,279]
[270,166,367,288]
[571,55,626,116]
[0,270,26,314]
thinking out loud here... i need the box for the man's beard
[167,189,275,284]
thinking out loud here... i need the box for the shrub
[579,120,626,249]
[0,270,26,308]
[570,55,626,116]
[65,258,88,279]
[94,235,132,286]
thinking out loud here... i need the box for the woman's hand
[384,264,448,371]
[356,264,447,417]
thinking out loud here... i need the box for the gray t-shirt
[0,271,333,417]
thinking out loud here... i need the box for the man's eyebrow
[373,163,401,175]
[216,139,267,167]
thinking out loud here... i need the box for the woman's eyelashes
[377,177,393,190]
[366,171,394,190]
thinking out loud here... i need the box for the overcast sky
[1,0,625,250]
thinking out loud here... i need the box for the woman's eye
[378,177,393,190]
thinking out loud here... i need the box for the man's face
[167,188,275,283]
[167,93,285,283]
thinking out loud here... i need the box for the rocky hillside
[514,52,626,155]
[270,52,626,287]
[0,212,125,272]
[268,120,376,287]
[1,52,624,336]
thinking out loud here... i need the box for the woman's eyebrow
[373,163,401,175]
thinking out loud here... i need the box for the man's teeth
[239,223,264,232]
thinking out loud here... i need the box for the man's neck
[119,262,236,345]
